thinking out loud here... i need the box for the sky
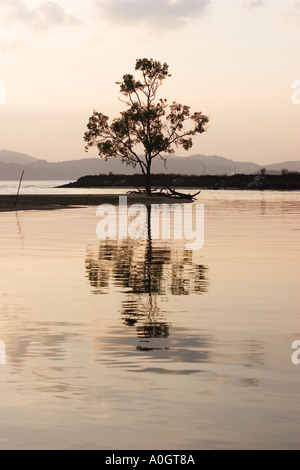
[0,0,299,164]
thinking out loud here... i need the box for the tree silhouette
[84,58,209,195]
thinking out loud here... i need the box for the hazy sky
[0,0,299,164]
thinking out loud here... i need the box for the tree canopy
[84,58,209,195]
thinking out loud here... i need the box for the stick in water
[15,170,24,207]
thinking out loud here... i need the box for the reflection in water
[86,207,209,350]
[1,192,299,449]
[260,198,266,216]
[15,211,25,246]
[242,340,265,368]
[86,240,208,296]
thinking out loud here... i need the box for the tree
[84,58,209,196]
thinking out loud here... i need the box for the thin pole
[15,170,24,207]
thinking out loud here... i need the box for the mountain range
[0,149,299,181]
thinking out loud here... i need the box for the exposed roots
[127,186,200,200]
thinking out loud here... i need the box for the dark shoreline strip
[0,193,193,212]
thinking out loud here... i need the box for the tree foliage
[84,58,209,194]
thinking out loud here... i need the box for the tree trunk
[145,176,151,195]
[145,160,152,196]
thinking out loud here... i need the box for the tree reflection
[85,206,209,349]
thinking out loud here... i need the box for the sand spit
[0,193,193,212]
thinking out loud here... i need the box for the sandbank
[0,193,193,212]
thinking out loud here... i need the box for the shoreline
[1,187,299,212]
[0,193,194,212]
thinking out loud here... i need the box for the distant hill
[0,149,299,180]
[264,161,300,173]
[0,149,39,165]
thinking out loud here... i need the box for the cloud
[93,0,211,29]
[244,0,264,9]
[282,2,300,27]
[0,0,80,33]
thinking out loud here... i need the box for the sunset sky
[0,0,299,164]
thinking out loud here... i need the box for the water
[0,180,133,195]
[0,184,299,449]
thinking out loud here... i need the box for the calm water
[0,180,141,195]
[0,186,299,449]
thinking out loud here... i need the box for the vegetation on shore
[60,172,300,191]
